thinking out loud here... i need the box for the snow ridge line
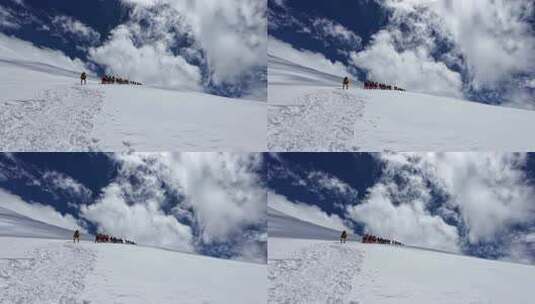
[0,85,104,151]
[0,242,97,304]
[268,242,363,304]
[268,89,364,152]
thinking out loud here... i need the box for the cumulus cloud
[90,24,202,91]
[81,183,194,252]
[91,0,266,92]
[80,152,266,262]
[405,0,535,88]
[0,189,86,231]
[350,153,535,260]
[396,153,535,243]
[350,30,464,97]
[364,0,535,105]
[51,15,100,44]
[346,182,460,252]
[164,153,266,244]
[269,191,351,231]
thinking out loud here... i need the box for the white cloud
[346,182,460,252]
[0,33,88,72]
[368,0,535,103]
[51,15,100,44]
[231,232,267,264]
[269,37,351,77]
[0,5,20,29]
[81,183,194,252]
[356,153,535,258]
[350,30,463,98]
[8,0,25,6]
[416,0,535,88]
[307,170,358,198]
[80,152,266,261]
[311,18,362,50]
[0,154,91,202]
[268,157,359,204]
[398,153,535,243]
[500,231,535,265]
[161,153,266,244]
[268,5,361,52]
[42,171,92,200]
[268,191,350,232]
[0,189,86,232]
[94,0,266,90]
[268,3,310,33]
[271,0,287,8]
[89,24,202,90]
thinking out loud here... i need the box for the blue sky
[267,152,535,265]
[269,0,535,108]
[0,0,266,99]
[0,153,267,263]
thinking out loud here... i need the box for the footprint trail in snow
[0,85,104,151]
[269,242,363,304]
[268,89,364,152]
[0,242,97,304]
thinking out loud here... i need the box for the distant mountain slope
[268,54,342,86]
[268,49,535,151]
[268,207,341,240]
[0,206,80,240]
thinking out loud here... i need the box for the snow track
[269,242,363,304]
[268,90,363,151]
[0,242,96,304]
[0,85,103,151]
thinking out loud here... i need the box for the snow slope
[268,53,535,151]
[0,205,266,304]
[268,207,340,240]
[268,208,535,304]
[0,206,90,240]
[0,36,266,151]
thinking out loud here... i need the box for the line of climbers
[364,81,405,91]
[361,233,403,246]
[95,233,136,245]
[101,75,143,86]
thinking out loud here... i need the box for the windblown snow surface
[268,206,535,304]
[0,35,266,152]
[268,53,535,152]
[0,205,266,304]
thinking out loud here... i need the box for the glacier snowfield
[267,51,535,152]
[0,206,266,304]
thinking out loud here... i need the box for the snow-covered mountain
[268,207,535,304]
[0,204,266,304]
[0,34,266,152]
[0,206,87,240]
[268,50,535,152]
[269,207,340,240]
